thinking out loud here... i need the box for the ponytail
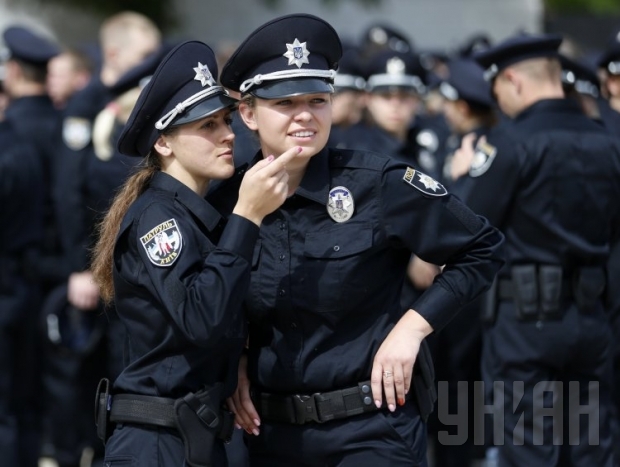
[91,153,160,304]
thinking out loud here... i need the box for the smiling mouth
[290,131,315,137]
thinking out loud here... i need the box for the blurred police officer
[47,48,94,110]
[0,24,61,467]
[463,33,620,466]
[595,33,620,137]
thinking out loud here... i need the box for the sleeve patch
[140,218,183,267]
[403,167,448,197]
[469,139,497,178]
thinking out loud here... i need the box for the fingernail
[297,146,302,153]
[398,398,405,407]
[375,400,382,409]
[388,404,396,412]
[252,428,260,436]
[267,155,274,161]
[253,419,261,426]
[235,423,241,430]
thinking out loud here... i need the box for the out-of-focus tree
[544,0,620,14]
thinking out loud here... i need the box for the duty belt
[497,278,573,301]
[110,393,233,441]
[253,381,380,425]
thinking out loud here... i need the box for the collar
[150,172,222,232]
[514,98,582,122]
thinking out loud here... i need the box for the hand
[226,354,261,436]
[451,132,477,181]
[370,310,432,412]
[407,255,441,290]
[67,270,100,311]
[233,146,302,226]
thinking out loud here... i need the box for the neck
[9,81,46,98]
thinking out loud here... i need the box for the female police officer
[220,14,504,466]
[90,40,300,466]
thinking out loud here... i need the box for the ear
[505,68,522,94]
[153,134,173,158]
[238,102,258,131]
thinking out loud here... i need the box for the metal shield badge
[327,186,354,223]
[140,218,183,267]
[62,117,92,151]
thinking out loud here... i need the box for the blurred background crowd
[0,0,620,466]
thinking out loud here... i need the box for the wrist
[402,309,433,340]
[232,205,263,227]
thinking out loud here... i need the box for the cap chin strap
[239,68,337,94]
[155,86,228,130]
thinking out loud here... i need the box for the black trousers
[247,399,428,467]
[481,300,615,467]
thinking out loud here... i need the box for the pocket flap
[304,224,373,259]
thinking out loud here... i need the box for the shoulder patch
[140,218,183,267]
[469,139,497,178]
[403,167,447,197]
[63,117,92,151]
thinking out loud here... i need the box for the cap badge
[327,186,354,223]
[193,62,215,87]
[386,57,406,75]
[284,38,310,68]
[140,218,183,267]
[403,167,447,197]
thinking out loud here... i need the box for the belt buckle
[292,394,322,424]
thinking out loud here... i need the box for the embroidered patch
[327,186,354,223]
[140,219,183,267]
[469,139,497,178]
[62,117,92,151]
[403,167,447,197]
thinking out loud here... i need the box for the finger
[382,369,397,412]
[259,146,302,175]
[393,365,406,408]
[403,362,413,396]
[370,363,384,409]
[232,391,255,431]
[240,387,261,428]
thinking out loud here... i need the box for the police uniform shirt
[111,172,258,398]
[230,147,503,393]
[463,98,620,271]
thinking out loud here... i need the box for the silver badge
[469,139,497,178]
[193,62,215,87]
[386,57,406,75]
[283,38,310,68]
[327,186,354,223]
[62,117,92,151]
[140,218,183,267]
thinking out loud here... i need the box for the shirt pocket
[302,223,375,314]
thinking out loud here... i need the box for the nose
[294,103,313,121]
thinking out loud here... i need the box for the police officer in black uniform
[90,40,297,466]
[0,25,61,467]
[219,13,504,466]
[465,34,620,466]
[0,117,44,466]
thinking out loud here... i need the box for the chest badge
[140,218,183,267]
[327,186,354,223]
[403,167,447,197]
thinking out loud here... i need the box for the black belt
[498,278,573,301]
[110,394,232,440]
[254,381,379,425]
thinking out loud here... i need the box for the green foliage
[544,0,620,14]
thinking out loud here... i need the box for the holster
[511,265,538,319]
[174,383,234,467]
[573,267,606,314]
[412,340,437,423]
[94,378,113,445]
[538,265,563,319]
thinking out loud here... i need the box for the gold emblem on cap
[283,38,310,68]
[193,62,215,87]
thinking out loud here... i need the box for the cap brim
[251,78,334,99]
[173,92,238,126]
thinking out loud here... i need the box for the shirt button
[279,254,286,261]
[279,289,286,297]
[333,245,340,252]
[279,222,286,230]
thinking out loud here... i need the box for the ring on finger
[383,370,393,378]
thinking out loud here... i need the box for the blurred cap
[118,40,237,158]
[473,33,563,81]
[334,45,366,91]
[365,49,426,94]
[2,25,60,65]
[439,58,493,108]
[361,23,412,55]
[220,13,341,99]
[596,29,620,74]
[560,54,600,98]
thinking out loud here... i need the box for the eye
[311,97,328,104]
[224,116,233,126]
[275,99,292,106]
[201,120,216,130]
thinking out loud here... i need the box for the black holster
[538,265,563,319]
[94,378,113,445]
[511,265,539,319]
[413,340,437,422]
[573,267,606,314]
[480,276,498,324]
[174,383,234,467]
